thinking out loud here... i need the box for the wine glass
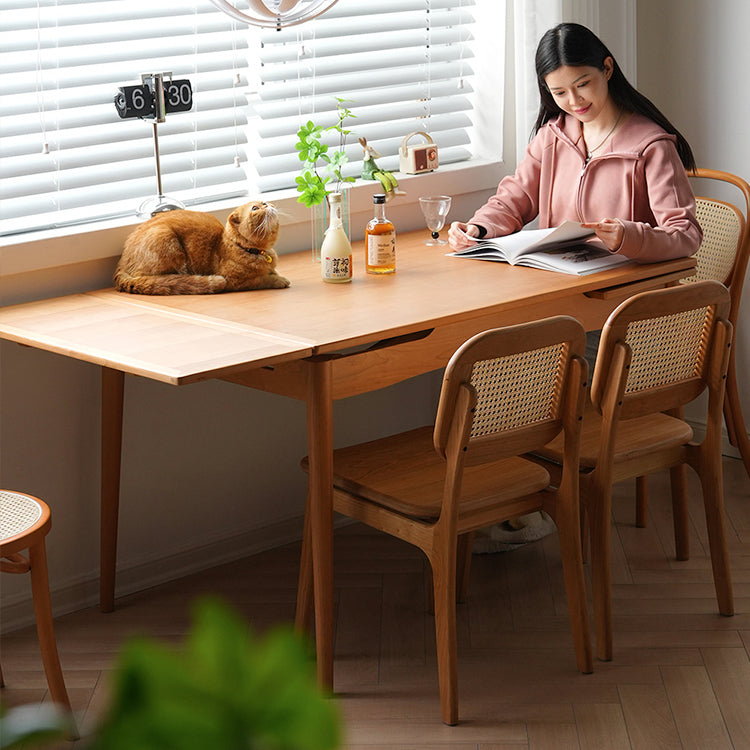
[419,195,452,245]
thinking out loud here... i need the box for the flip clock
[114,74,192,120]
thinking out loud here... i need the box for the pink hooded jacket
[469,112,702,262]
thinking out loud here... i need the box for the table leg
[306,358,335,689]
[295,488,314,635]
[100,367,124,613]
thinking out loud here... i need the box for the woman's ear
[603,56,614,80]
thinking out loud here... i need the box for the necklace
[585,109,622,162]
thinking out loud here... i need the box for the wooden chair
[540,280,734,662]
[297,317,593,725]
[1,490,77,738]
[636,169,750,531]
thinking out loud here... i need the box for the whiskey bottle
[365,193,395,274]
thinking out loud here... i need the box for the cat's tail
[114,270,227,295]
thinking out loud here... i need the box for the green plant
[88,598,340,750]
[295,98,356,207]
[1,599,340,750]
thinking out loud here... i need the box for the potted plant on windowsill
[294,98,356,259]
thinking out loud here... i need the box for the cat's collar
[232,239,273,263]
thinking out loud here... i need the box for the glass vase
[311,187,350,262]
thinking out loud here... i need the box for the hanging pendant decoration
[207,0,339,28]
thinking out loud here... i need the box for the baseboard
[1,514,306,635]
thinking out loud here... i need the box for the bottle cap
[372,193,386,204]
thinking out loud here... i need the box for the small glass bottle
[365,193,396,274]
[320,192,353,283]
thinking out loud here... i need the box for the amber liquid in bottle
[365,194,396,274]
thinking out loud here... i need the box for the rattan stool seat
[1,490,44,543]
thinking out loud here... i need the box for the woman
[449,23,702,262]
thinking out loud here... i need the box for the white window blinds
[0,0,251,237]
[251,0,475,192]
[0,0,476,239]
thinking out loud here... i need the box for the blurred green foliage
[1,598,340,750]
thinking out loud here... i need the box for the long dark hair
[533,23,696,171]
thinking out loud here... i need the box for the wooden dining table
[0,229,695,688]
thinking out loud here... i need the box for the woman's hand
[581,218,624,252]
[448,221,481,250]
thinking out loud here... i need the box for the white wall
[636,0,750,444]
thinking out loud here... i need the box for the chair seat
[320,425,552,521]
[538,403,693,470]
[1,490,50,556]
[1,490,44,545]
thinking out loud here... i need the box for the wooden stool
[1,490,77,736]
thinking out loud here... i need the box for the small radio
[398,131,439,174]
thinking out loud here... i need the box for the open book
[448,221,631,276]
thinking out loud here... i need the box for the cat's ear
[229,211,241,225]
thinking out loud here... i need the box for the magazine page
[519,245,631,275]
[449,221,596,262]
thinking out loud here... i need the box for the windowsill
[0,159,506,281]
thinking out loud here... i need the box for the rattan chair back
[591,280,732,422]
[690,198,743,285]
[687,168,750,318]
[434,315,587,464]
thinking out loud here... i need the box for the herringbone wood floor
[2,457,749,749]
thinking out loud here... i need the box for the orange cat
[114,201,290,295]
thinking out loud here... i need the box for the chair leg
[295,490,315,635]
[430,542,459,726]
[635,476,648,528]
[27,541,78,739]
[425,564,435,615]
[723,363,750,480]
[554,499,593,674]
[580,505,590,564]
[670,465,690,561]
[698,463,734,617]
[586,482,613,662]
[456,532,474,604]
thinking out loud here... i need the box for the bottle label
[367,233,395,266]
[322,254,352,280]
